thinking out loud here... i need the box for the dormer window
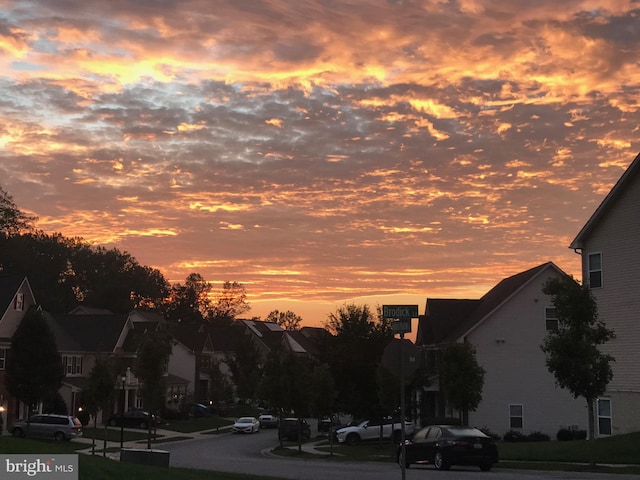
[14,293,24,311]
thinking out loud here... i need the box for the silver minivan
[11,414,83,441]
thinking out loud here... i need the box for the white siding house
[417,262,587,438]
[570,152,640,436]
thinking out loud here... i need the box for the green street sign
[383,304,419,319]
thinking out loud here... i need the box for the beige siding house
[417,262,587,438]
[570,152,640,436]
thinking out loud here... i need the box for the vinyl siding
[579,171,640,394]
[467,267,586,438]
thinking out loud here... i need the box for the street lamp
[120,374,126,449]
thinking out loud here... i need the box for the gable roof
[570,152,640,249]
[417,262,565,346]
[416,299,479,345]
[0,274,31,316]
[45,312,128,353]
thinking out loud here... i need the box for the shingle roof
[570,152,640,249]
[417,262,564,345]
[45,312,128,353]
[416,299,479,345]
[173,323,209,352]
[0,274,27,316]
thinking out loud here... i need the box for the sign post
[383,305,419,480]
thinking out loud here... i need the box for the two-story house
[416,262,587,438]
[0,275,36,425]
[569,151,640,436]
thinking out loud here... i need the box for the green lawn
[0,438,279,480]
[306,432,640,474]
[499,432,640,464]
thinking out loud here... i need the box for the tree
[206,358,234,404]
[227,334,262,401]
[162,273,212,324]
[322,303,392,418]
[309,363,336,419]
[208,281,250,322]
[266,309,303,331]
[542,276,614,467]
[0,232,169,313]
[136,329,173,448]
[0,185,35,236]
[5,307,65,418]
[440,342,485,425]
[83,356,116,455]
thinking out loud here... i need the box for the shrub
[503,430,527,442]
[557,427,587,441]
[556,428,573,441]
[526,431,550,442]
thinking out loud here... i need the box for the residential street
[158,428,640,480]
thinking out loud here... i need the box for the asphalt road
[161,428,640,480]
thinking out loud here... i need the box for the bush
[557,427,587,441]
[526,431,550,442]
[503,430,527,442]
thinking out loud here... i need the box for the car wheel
[346,433,360,446]
[433,451,450,470]
[53,432,65,442]
[109,419,118,427]
[479,462,492,472]
[12,428,24,438]
[140,422,148,429]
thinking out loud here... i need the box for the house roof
[208,324,246,352]
[173,323,209,353]
[570,151,640,249]
[45,312,128,353]
[0,274,29,316]
[416,299,479,345]
[121,320,161,353]
[417,262,565,346]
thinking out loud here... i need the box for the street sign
[391,318,411,334]
[382,304,419,319]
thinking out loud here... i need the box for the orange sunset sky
[1,0,639,329]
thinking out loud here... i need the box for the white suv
[11,414,83,441]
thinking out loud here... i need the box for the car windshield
[237,417,253,423]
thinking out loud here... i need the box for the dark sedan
[107,409,156,429]
[397,425,498,471]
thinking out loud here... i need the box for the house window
[545,307,558,331]
[509,404,523,429]
[588,253,603,288]
[597,398,612,436]
[14,293,24,311]
[0,348,6,370]
[62,356,83,375]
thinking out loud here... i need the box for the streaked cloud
[1,0,638,325]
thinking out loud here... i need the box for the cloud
[1,0,638,324]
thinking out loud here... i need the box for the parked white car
[258,412,279,428]
[335,419,414,445]
[232,416,260,434]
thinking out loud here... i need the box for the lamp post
[120,374,126,449]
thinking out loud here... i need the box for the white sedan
[232,416,260,434]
